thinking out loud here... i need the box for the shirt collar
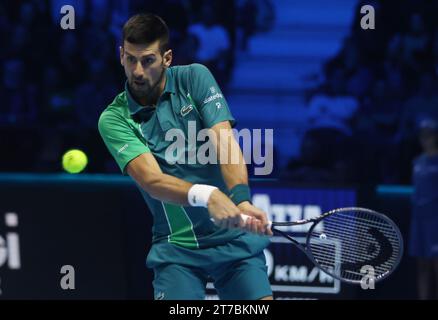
[126,68,176,115]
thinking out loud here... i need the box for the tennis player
[98,13,273,300]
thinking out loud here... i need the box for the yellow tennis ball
[62,149,88,174]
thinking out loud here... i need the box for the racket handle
[240,213,272,229]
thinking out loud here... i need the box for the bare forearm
[127,153,224,208]
[220,156,248,191]
[211,123,249,190]
[137,172,193,205]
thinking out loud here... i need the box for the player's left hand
[237,201,273,236]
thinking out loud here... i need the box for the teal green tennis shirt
[98,64,245,249]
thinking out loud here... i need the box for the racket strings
[313,226,397,257]
[311,249,397,274]
[311,228,397,266]
[311,221,399,258]
[310,244,380,264]
[310,246,397,280]
[307,210,402,282]
[313,221,399,247]
[312,248,398,273]
[321,212,401,234]
[317,211,401,245]
[310,247,391,272]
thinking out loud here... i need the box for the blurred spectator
[56,32,87,89]
[188,3,231,86]
[358,79,404,183]
[287,64,362,184]
[394,73,438,183]
[360,79,401,139]
[0,5,10,49]
[351,0,387,64]
[402,13,431,72]
[285,128,355,184]
[33,128,65,172]
[40,65,75,127]
[408,115,438,300]
[235,0,274,51]
[0,59,38,124]
[173,33,200,66]
[307,69,359,137]
[431,29,438,77]
[74,61,119,129]
[398,73,438,140]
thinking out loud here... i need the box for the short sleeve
[189,63,235,128]
[98,111,150,175]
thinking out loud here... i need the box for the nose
[133,61,144,78]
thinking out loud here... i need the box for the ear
[119,46,124,66]
[163,49,173,68]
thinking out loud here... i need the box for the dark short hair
[122,13,170,54]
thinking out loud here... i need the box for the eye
[127,56,136,63]
[143,57,155,66]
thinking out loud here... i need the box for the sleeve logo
[203,93,223,104]
[117,144,129,154]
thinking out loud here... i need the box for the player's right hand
[207,189,245,230]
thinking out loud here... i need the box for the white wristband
[188,184,218,207]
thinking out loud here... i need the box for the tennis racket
[242,207,403,285]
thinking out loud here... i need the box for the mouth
[133,80,146,86]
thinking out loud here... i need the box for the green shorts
[146,232,272,300]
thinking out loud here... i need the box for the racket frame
[270,207,404,285]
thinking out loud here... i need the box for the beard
[129,78,151,95]
[128,66,165,105]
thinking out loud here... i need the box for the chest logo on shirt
[180,104,194,117]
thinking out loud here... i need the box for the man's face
[120,40,172,100]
